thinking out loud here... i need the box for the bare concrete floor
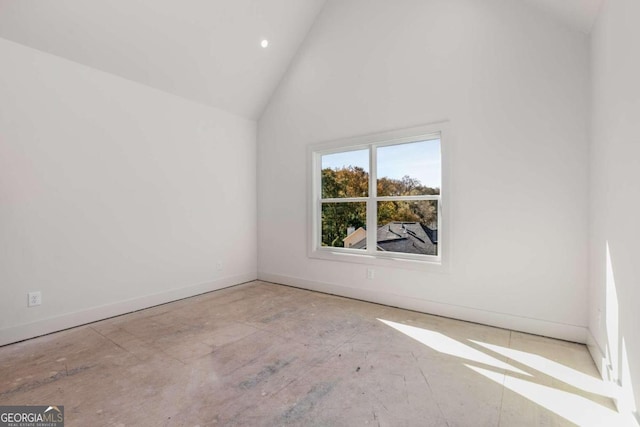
[0,281,621,426]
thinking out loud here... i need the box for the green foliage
[321,167,439,247]
[322,166,369,198]
[377,200,437,226]
[378,175,440,197]
[321,202,366,247]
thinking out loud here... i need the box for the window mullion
[375,195,440,202]
[366,146,377,254]
[321,197,368,203]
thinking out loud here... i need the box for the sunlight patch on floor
[378,317,634,426]
[377,319,529,375]
[467,365,624,427]
[470,339,617,398]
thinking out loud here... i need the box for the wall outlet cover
[28,291,42,307]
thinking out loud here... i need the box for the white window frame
[307,122,451,272]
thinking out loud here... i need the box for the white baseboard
[587,328,608,379]
[0,272,257,346]
[258,272,588,343]
[586,329,640,427]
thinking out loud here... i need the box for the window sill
[308,247,449,273]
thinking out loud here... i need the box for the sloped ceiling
[0,0,326,119]
[523,0,603,33]
[0,0,601,120]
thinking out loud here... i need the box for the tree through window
[315,134,442,259]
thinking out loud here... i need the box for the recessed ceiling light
[261,39,269,48]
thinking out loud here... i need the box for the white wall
[258,0,590,341]
[589,0,640,419]
[0,38,257,345]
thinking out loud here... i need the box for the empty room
[1,0,638,425]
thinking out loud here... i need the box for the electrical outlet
[28,291,42,307]
[367,268,375,280]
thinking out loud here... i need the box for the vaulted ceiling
[0,0,601,120]
[0,0,326,119]
[523,0,603,33]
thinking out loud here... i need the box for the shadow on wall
[379,315,637,426]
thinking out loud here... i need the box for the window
[309,123,448,269]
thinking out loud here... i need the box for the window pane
[321,202,367,249]
[321,149,369,198]
[377,139,440,196]
[376,200,438,256]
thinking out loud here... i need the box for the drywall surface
[0,0,327,119]
[589,0,640,419]
[258,0,590,340]
[0,38,257,344]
